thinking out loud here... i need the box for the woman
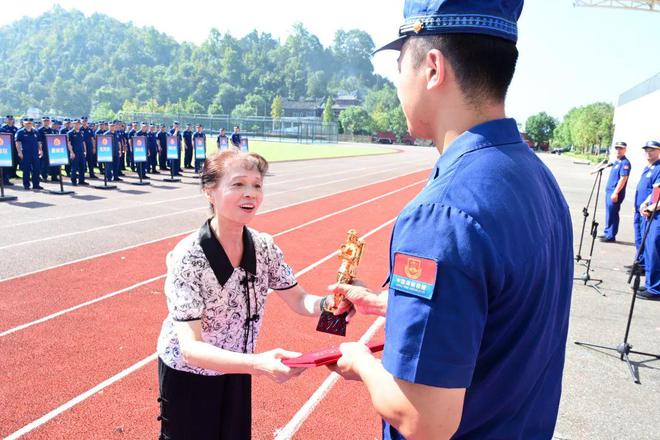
[156,149,339,439]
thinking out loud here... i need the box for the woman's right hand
[253,348,304,383]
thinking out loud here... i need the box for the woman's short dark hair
[201,150,268,191]
[409,33,518,106]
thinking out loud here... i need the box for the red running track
[0,169,428,439]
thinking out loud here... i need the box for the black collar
[199,219,256,288]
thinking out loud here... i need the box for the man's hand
[329,280,387,318]
[328,342,374,381]
[70,151,75,160]
[17,150,23,160]
[611,193,619,203]
[641,202,651,218]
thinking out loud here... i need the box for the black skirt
[158,358,252,440]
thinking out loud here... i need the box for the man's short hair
[408,33,518,106]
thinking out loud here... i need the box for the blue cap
[644,140,660,149]
[375,0,524,53]
[614,141,627,148]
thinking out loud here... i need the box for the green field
[205,139,396,162]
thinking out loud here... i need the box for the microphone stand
[574,163,607,295]
[574,198,660,384]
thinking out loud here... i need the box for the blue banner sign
[0,133,12,167]
[133,136,147,162]
[97,135,113,163]
[195,136,206,160]
[219,137,228,151]
[240,138,249,152]
[167,136,179,160]
[46,134,69,166]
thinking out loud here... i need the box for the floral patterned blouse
[157,220,297,375]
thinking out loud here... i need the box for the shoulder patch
[391,252,437,299]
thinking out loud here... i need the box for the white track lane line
[2,218,396,439]
[0,182,420,336]
[0,168,427,282]
[274,316,386,440]
[0,164,422,251]
[0,163,391,229]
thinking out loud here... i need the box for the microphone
[590,161,613,175]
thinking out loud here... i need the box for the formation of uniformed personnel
[192,123,206,173]
[15,118,43,190]
[600,142,631,242]
[633,140,660,300]
[0,115,19,184]
[168,121,182,176]
[81,116,97,179]
[146,123,160,174]
[328,1,574,439]
[183,123,194,169]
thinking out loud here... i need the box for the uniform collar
[199,219,257,287]
[431,118,521,181]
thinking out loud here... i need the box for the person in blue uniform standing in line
[146,123,160,174]
[192,123,206,174]
[183,123,194,169]
[67,119,87,186]
[634,140,660,300]
[600,142,631,242]
[15,118,43,191]
[328,1,574,439]
[0,115,18,184]
[81,116,98,179]
[126,121,138,172]
[37,116,58,182]
[230,126,241,150]
[133,121,150,179]
[168,121,183,176]
[157,123,169,172]
[95,121,107,175]
[103,121,122,182]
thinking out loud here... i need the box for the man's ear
[425,49,446,91]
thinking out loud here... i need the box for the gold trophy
[316,229,365,336]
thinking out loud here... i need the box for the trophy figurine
[316,229,365,336]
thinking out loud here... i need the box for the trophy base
[316,311,348,336]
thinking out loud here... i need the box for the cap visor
[372,36,408,55]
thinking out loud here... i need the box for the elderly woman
[156,150,338,439]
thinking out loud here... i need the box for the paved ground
[1,146,658,439]
[546,153,660,440]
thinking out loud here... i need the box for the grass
[562,151,608,164]
[204,139,396,162]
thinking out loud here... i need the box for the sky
[0,0,658,123]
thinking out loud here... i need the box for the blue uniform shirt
[634,160,660,210]
[382,119,573,440]
[183,130,193,147]
[67,129,85,152]
[231,132,241,147]
[168,128,182,145]
[146,131,158,147]
[81,126,95,148]
[606,156,631,197]
[16,128,40,152]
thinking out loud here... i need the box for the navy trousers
[20,148,40,188]
[603,190,623,240]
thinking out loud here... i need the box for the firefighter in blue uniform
[157,124,168,171]
[81,116,98,179]
[15,118,43,190]
[59,118,72,176]
[216,127,227,151]
[329,1,574,439]
[192,124,206,173]
[634,140,660,300]
[230,126,241,149]
[103,121,122,182]
[133,122,149,179]
[67,119,87,186]
[37,116,58,182]
[0,115,18,184]
[168,121,182,176]
[147,123,160,174]
[601,141,631,242]
[126,121,138,172]
[183,123,194,169]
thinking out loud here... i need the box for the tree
[90,102,115,121]
[322,97,334,123]
[339,106,372,137]
[271,95,283,120]
[525,112,557,146]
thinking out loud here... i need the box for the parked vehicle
[400,133,416,145]
[371,131,397,144]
